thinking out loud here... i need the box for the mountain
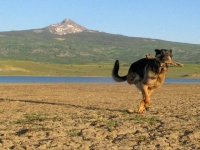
[33,18,98,35]
[48,18,87,35]
[0,18,200,64]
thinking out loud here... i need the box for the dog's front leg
[138,84,150,114]
[144,88,154,111]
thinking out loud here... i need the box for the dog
[112,49,172,113]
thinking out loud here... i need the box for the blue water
[0,76,200,83]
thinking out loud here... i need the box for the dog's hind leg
[127,72,140,85]
[138,84,150,114]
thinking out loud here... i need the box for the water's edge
[0,76,200,83]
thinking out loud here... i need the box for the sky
[0,0,200,44]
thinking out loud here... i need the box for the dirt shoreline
[0,83,199,149]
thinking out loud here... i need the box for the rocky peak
[61,18,74,24]
[47,18,87,35]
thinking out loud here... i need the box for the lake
[0,76,200,83]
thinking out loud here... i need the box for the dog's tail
[112,60,127,82]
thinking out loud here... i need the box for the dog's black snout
[162,55,172,63]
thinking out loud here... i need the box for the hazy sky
[0,0,200,44]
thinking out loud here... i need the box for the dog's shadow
[0,98,126,113]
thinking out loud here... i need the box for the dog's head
[155,49,172,64]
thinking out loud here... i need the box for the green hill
[0,30,200,64]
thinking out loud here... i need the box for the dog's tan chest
[146,70,167,89]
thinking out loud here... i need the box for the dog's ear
[155,49,160,53]
[170,49,172,53]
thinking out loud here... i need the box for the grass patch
[15,113,47,124]
[107,121,117,132]
[68,129,82,137]
[15,113,62,125]
[125,116,159,125]
[0,60,199,77]
[167,64,200,78]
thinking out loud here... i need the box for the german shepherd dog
[112,49,172,113]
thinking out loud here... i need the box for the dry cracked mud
[0,83,199,150]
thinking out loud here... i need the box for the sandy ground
[0,83,199,150]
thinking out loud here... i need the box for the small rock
[127,109,134,113]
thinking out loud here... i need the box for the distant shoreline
[0,76,199,84]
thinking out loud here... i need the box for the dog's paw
[138,108,144,114]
